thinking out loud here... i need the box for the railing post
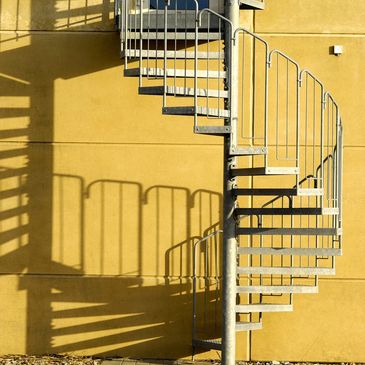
[223,1,240,365]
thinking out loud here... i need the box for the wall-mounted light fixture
[331,45,344,56]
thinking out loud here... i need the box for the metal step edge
[236,304,293,313]
[139,86,228,98]
[240,0,265,10]
[236,321,263,331]
[126,32,223,40]
[237,227,342,236]
[235,207,338,215]
[124,67,226,78]
[237,285,319,294]
[237,247,342,256]
[125,49,224,59]
[192,338,222,351]
[162,106,230,118]
[230,147,267,156]
[232,188,318,196]
[231,167,299,176]
[194,126,231,135]
[237,266,335,275]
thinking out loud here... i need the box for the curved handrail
[198,9,233,34]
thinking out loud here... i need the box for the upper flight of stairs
[115,0,344,355]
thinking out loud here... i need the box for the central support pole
[222,1,240,365]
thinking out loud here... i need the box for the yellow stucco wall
[0,0,362,361]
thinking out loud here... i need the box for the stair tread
[231,167,299,176]
[163,106,230,118]
[233,188,323,196]
[238,266,335,275]
[236,321,263,331]
[240,0,265,9]
[193,338,222,350]
[238,247,342,256]
[230,147,267,156]
[139,85,228,98]
[237,285,319,294]
[235,207,338,215]
[124,67,226,78]
[125,49,224,59]
[126,31,223,40]
[237,227,342,235]
[236,303,293,312]
[194,126,231,135]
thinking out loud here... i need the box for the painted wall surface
[0,0,362,362]
[250,0,365,362]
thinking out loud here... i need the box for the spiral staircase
[114,0,343,362]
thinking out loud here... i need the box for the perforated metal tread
[232,188,323,196]
[124,67,226,78]
[237,227,342,236]
[236,303,293,313]
[126,31,223,40]
[236,321,262,331]
[139,86,228,98]
[193,338,222,350]
[237,266,335,275]
[240,0,265,9]
[237,285,319,294]
[235,207,338,215]
[162,106,230,118]
[231,167,299,176]
[194,126,231,135]
[125,49,224,59]
[230,147,267,156]
[238,247,342,256]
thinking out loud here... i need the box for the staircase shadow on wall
[0,0,222,356]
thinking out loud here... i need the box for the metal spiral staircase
[115,0,343,363]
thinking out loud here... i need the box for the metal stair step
[236,321,262,331]
[231,167,299,176]
[238,247,342,256]
[125,49,224,59]
[192,338,222,351]
[124,67,226,78]
[237,266,335,275]
[194,126,231,135]
[237,227,342,236]
[126,31,223,40]
[139,86,228,98]
[162,106,230,118]
[232,188,323,196]
[236,303,293,313]
[240,0,265,10]
[237,285,319,294]
[235,207,338,215]
[230,147,267,156]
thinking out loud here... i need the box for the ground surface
[0,356,360,365]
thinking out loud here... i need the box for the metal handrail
[192,229,223,347]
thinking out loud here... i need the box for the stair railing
[233,28,269,154]
[299,70,325,199]
[192,229,222,350]
[162,0,200,108]
[194,9,232,133]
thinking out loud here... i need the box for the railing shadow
[0,0,224,358]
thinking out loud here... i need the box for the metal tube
[163,0,168,107]
[222,1,239,365]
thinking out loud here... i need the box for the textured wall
[250,0,365,362]
[0,0,362,362]
[0,0,235,359]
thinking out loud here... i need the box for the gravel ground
[0,355,101,365]
[0,356,361,365]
